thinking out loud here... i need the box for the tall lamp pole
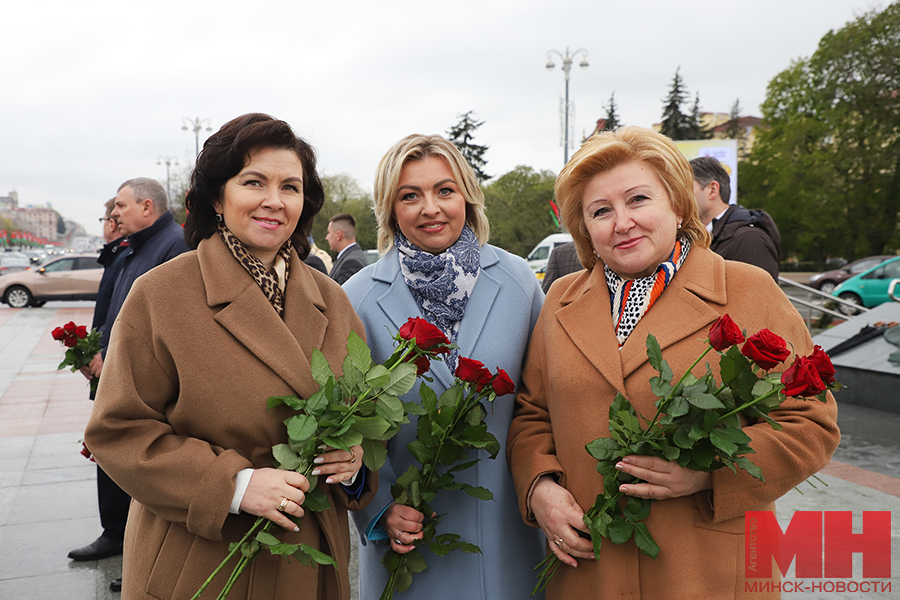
[546,47,589,164]
[157,155,179,202]
[182,117,213,158]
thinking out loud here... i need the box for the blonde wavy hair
[373,134,490,254]
[556,126,711,271]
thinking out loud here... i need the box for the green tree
[687,92,710,139]
[447,111,491,183]
[723,98,748,159]
[483,166,558,257]
[310,173,377,254]
[741,4,900,262]
[659,68,694,140]
[601,91,622,132]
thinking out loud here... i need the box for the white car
[526,233,573,273]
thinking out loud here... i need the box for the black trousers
[97,465,130,540]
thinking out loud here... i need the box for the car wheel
[818,281,836,295]
[5,285,33,308]
[837,292,862,316]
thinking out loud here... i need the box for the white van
[526,233,573,273]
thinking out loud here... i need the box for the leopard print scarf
[217,222,292,319]
[605,237,691,347]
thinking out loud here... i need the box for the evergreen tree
[724,98,748,158]
[601,91,621,131]
[447,111,491,183]
[687,92,710,139]
[659,68,694,140]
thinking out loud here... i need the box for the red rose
[806,345,836,386]
[398,317,450,353]
[75,325,88,339]
[411,355,430,376]
[63,336,78,348]
[491,368,516,396]
[51,327,66,341]
[741,329,791,370]
[456,357,492,389]
[63,321,77,334]
[781,356,827,397]
[708,314,745,351]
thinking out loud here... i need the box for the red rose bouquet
[532,314,841,595]
[194,318,453,600]
[51,322,101,393]
[379,356,516,600]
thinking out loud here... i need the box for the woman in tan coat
[507,127,840,599]
[85,114,374,600]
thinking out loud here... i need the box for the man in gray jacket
[690,157,781,280]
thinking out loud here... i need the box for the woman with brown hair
[86,113,374,599]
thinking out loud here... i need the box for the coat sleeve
[85,291,250,542]
[703,269,840,522]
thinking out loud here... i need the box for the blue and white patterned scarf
[396,225,480,373]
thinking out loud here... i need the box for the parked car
[526,233,573,273]
[0,255,32,275]
[808,255,894,294]
[0,253,102,308]
[832,256,900,315]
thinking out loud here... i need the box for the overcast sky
[2,0,882,237]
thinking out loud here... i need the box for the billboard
[675,139,739,205]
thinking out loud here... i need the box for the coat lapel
[199,236,324,400]
[619,247,727,379]
[556,266,628,397]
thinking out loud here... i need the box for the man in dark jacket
[69,179,189,592]
[326,213,368,284]
[690,157,781,280]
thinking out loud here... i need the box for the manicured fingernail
[326,477,334,484]
[313,457,324,464]
[622,457,631,463]
[619,485,628,493]
[615,462,624,470]
[311,469,321,476]
[294,526,300,532]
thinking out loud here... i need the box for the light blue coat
[343,244,546,600]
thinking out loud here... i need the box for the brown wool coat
[85,234,376,600]
[508,247,840,600]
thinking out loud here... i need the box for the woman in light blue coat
[343,134,546,599]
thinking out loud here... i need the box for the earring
[677,220,683,229]
[215,213,223,223]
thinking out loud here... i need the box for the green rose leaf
[286,414,318,442]
[272,444,301,471]
[375,394,404,423]
[383,362,418,397]
[267,395,305,411]
[303,488,332,512]
[607,518,634,544]
[297,542,337,566]
[405,550,428,573]
[586,437,621,461]
[365,364,392,388]
[685,392,725,410]
[632,522,660,559]
[310,348,333,387]
[347,330,372,373]
[459,483,493,501]
[361,437,387,471]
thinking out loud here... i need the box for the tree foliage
[741,4,900,261]
[724,98,748,159]
[483,166,558,257]
[447,111,491,183]
[659,68,695,140]
[687,92,710,140]
[602,92,622,132]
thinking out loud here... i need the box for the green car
[832,255,900,315]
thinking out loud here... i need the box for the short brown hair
[556,126,710,271]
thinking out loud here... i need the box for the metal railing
[777,276,869,319]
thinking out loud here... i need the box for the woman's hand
[240,468,310,531]
[311,444,363,485]
[530,476,594,567]
[616,455,713,500]
[383,503,426,555]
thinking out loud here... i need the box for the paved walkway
[0,303,897,599]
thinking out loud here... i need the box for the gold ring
[554,538,563,549]
[350,449,357,464]
[278,497,289,512]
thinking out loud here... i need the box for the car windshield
[1,257,29,267]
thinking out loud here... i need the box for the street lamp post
[546,47,589,164]
[157,155,179,202]
[182,117,213,158]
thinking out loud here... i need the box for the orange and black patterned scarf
[604,237,691,347]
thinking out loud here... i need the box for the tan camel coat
[85,234,375,600]
[508,247,840,600]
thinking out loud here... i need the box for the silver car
[0,254,102,308]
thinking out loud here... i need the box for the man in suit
[690,157,781,280]
[326,213,367,284]
[69,178,189,592]
[541,241,584,293]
